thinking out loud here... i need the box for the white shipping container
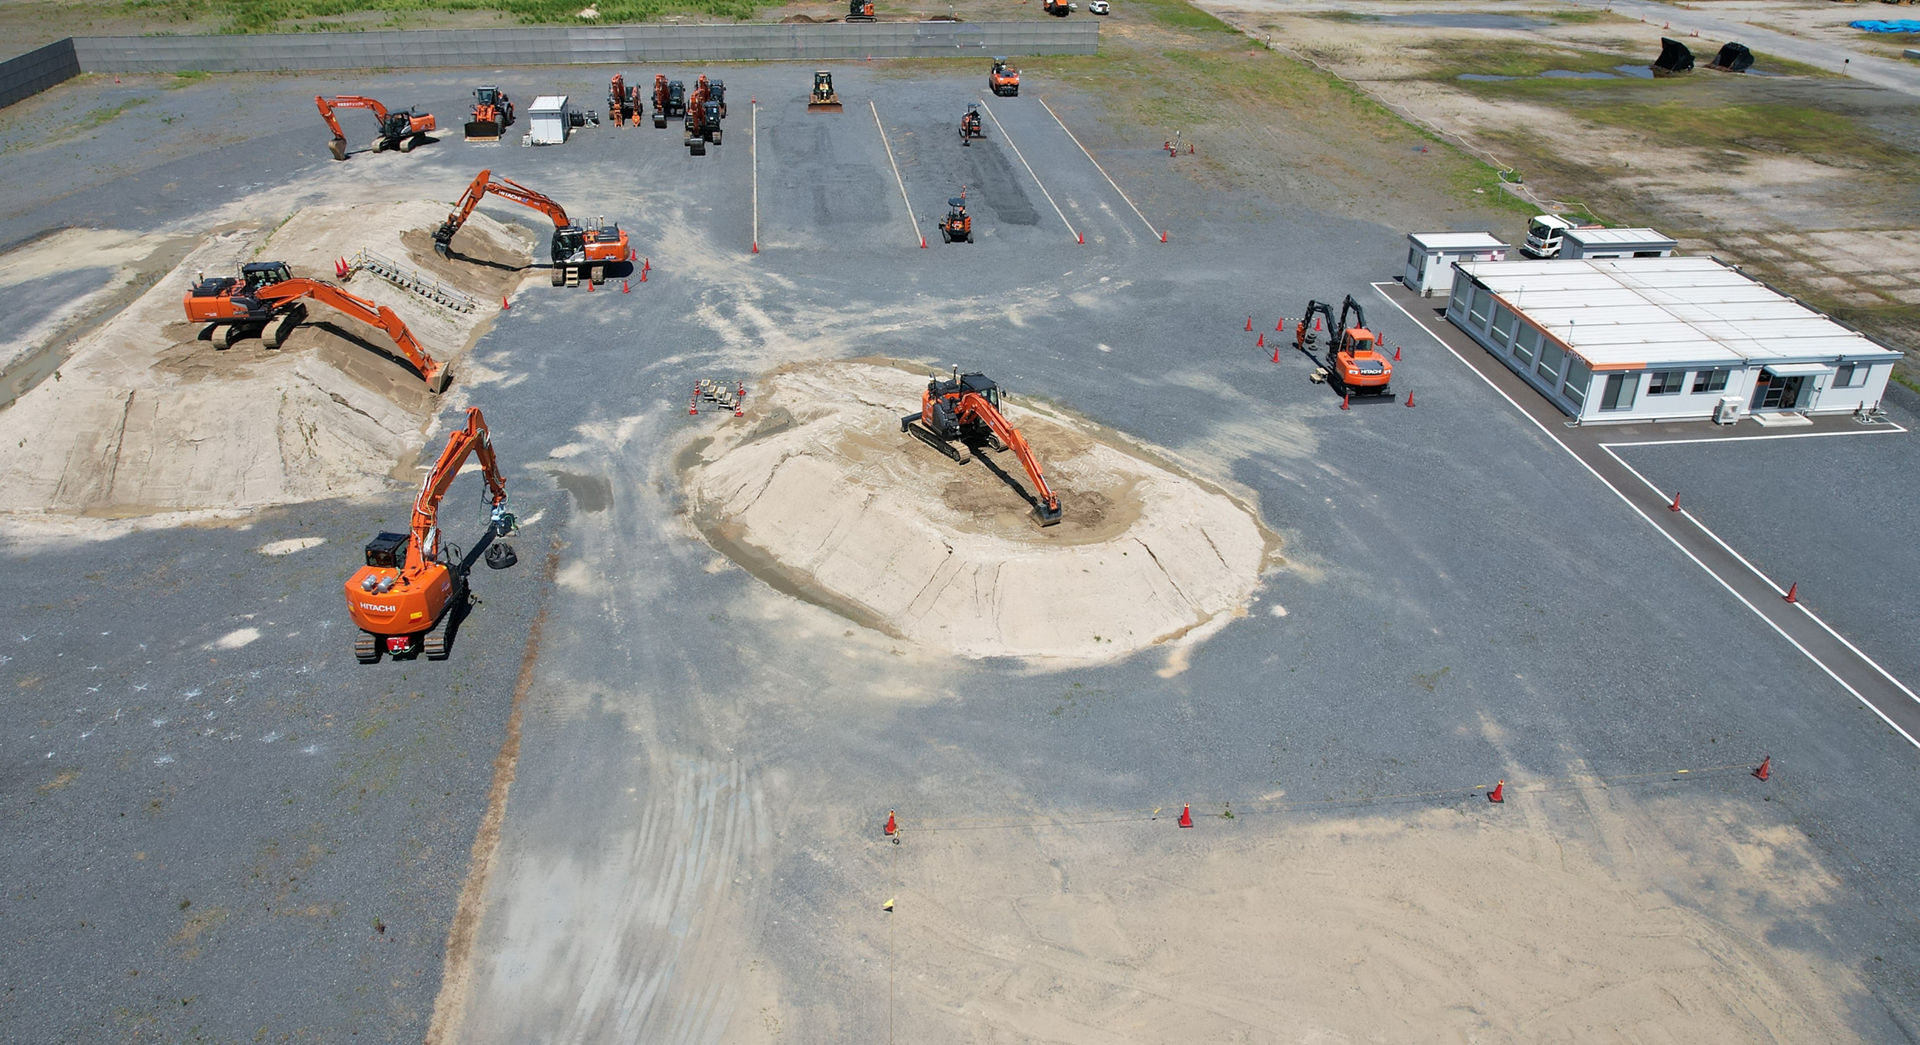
[528,95,571,145]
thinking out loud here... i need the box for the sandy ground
[680,360,1275,664]
[0,200,529,518]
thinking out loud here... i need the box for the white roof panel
[1409,232,1507,251]
[1457,257,1901,366]
[1563,227,1678,247]
[530,95,569,111]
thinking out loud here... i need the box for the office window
[1468,286,1490,328]
[1599,372,1636,411]
[1449,279,1471,318]
[1646,370,1685,395]
[1536,341,1566,387]
[1691,369,1729,394]
[1834,363,1865,388]
[1563,359,1591,408]
[1512,325,1539,366]
[1490,306,1516,349]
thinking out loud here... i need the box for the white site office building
[1447,256,1900,424]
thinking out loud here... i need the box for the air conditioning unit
[1714,395,1743,425]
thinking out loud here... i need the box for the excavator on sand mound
[465,85,514,140]
[1294,294,1393,399]
[182,261,450,392]
[903,367,1062,526]
[345,407,517,663]
[433,168,631,287]
[317,94,436,161]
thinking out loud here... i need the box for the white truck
[1520,214,1604,259]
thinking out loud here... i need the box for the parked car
[1089,0,1110,13]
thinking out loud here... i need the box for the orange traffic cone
[1340,392,1351,410]
[1177,804,1193,828]
[1271,343,1280,364]
[1245,316,1252,332]
[1405,390,1415,408]
[1783,583,1798,604]
[587,279,594,292]
[1392,345,1401,361]
[884,809,897,836]
[1488,780,1505,803]
[752,242,759,254]
[1669,492,1682,512]
[1256,333,1265,349]
[501,295,510,310]
[1314,317,1322,332]
[1159,230,1168,243]
[640,269,647,283]
[1753,757,1771,782]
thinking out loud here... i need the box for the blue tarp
[1850,19,1920,33]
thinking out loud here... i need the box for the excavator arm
[1338,294,1368,342]
[956,392,1062,523]
[407,407,510,572]
[317,95,391,140]
[434,169,572,255]
[255,278,449,392]
[1294,299,1335,351]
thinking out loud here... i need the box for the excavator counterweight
[345,407,515,662]
[902,367,1061,526]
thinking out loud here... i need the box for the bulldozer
[809,70,843,113]
[989,58,1020,96]
[847,0,876,20]
[434,169,631,287]
[346,407,516,663]
[464,85,514,140]
[182,262,450,391]
[902,367,1062,526]
[317,95,435,161]
[959,103,984,145]
[937,195,973,243]
[1294,294,1394,399]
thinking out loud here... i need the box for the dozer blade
[807,100,844,113]
[903,417,969,463]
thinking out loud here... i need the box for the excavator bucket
[1652,37,1694,76]
[329,137,348,161]
[464,117,502,141]
[1035,503,1063,527]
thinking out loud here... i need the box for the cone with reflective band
[1753,757,1771,781]
[1488,780,1505,803]
[1177,804,1193,828]
[884,810,897,836]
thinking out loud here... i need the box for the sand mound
[682,361,1273,664]
[0,201,531,518]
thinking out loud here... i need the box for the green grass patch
[1581,100,1913,169]
[117,0,764,30]
[78,98,149,130]
[1121,0,1237,34]
[1416,39,1627,80]
[168,70,211,87]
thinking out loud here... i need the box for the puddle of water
[1615,64,1654,79]
[1457,73,1517,82]
[1375,13,1547,30]
[1541,69,1616,79]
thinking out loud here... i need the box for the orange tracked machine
[903,367,1061,526]
[181,261,449,391]
[433,169,631,286]
[316,94,436,160]
[345,407,516,663]
[1294,294,1393,398]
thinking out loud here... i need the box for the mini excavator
[938,194,974,243]
[345,407,517,663]
[609,74,638,126]
[316,94,436,161]
[847,0,876,20]
[182,262,450,392]
[433,169,631,287]
[903,367,1062,526]
[959,103,984,145]
[465,85,514,140]
[1294,294,1394,398]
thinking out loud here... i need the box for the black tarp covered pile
[1710,42,1754,72]
[1652,37,1694,76]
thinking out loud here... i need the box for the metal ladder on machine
[345,248,479,314]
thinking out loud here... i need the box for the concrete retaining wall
[67,21,1093,74]
[0,38,81,108]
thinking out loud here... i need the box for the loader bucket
[464,119,502,140]
[426,365,452,394]
[1710,41,1753,73]
[807,99,843,113]
[1652,37,1694,76]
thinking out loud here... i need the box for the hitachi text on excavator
[345,407,517,663]
[181,261,451,392]
[903,367,1062,526]
[433,169,631,287]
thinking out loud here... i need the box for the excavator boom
[254,278,449,392]
[903,369,1061,526]
[956,392,1061,523]
[434,168,574,254]
[408,407,509,571]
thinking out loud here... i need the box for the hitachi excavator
[684,75,723,155]
[1294,294,1394,398]
[651,75,671,128]
[608,74,633,126]
[903,367,1062,526]
[316,95,436,161]
[182,261,450,392]
[345,407,517,663]
[433,169,631,287]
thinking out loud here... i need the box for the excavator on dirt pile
[182,262,450,392]
[317,95,436,161]
[433,168,631,287]
[937,195,974,243]
[345,407,517,663]
[465,85,514,140]
[684,75,723,155]
[809,70,843,113]
[989,58,1020,96]
[904,367,1062,526]
[847,0,876,20]
[609,74,638,126]
[1294,294,1394,399]
[959,103,984,145]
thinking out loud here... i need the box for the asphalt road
[1,60,1917,1042]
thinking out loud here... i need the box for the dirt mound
[682,361,1275,665]
[0,201,532,518]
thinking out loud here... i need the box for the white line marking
[870,100,922,248]
[1037,95,1162,241]
[976,97,1078,244]
[751,100,759,251]
[1598,424,1907,448]
[1369,282,1920,751]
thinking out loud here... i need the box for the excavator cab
[665,80,687,118]
[709,79,727,117]
[364,532,410,570]
[241,261,293,291]
[939,197,973,243]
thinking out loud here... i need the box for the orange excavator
[345,407,517,663]
[1295,294,1393,398]
[937,194,973,244]
[316,94,436,161]
[182,261,450,392]
[609,74,638,126]
[903,367,1062,526]
[651,75,672,128]
[684,75,723,155]
[433,169,631,287]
